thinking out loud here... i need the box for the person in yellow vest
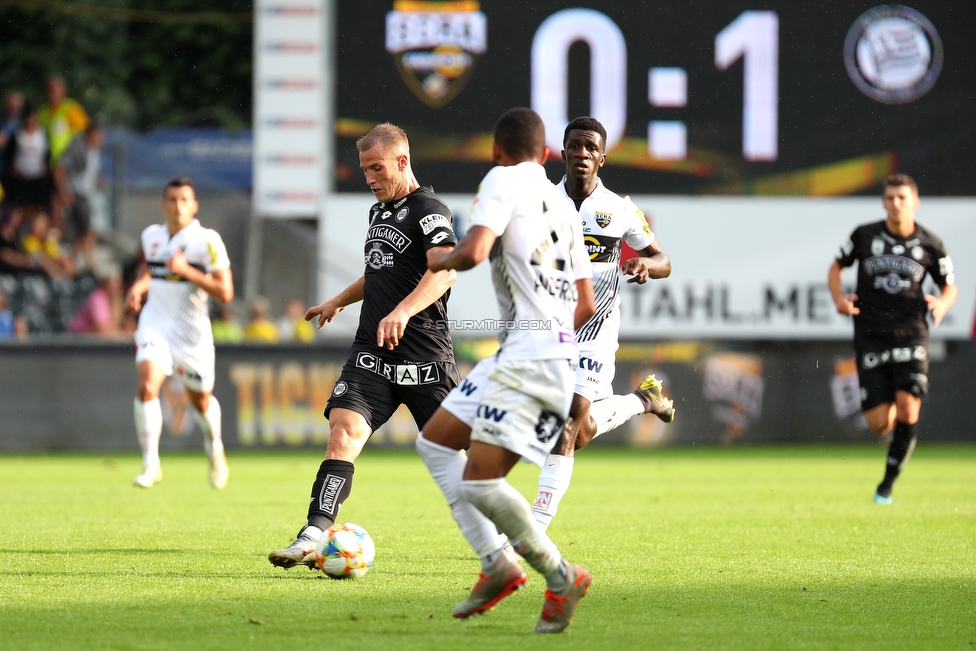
[39,76,90,234]
[39,76,90,165]
[243,295,280,343]
[276,296,316,343]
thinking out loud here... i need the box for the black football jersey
[836,220,954,347]
[351,186,458,363]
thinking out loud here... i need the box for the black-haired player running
[828,173,956,504]
[268,123,459,567]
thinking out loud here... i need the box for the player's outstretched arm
[165,249,234,303]
[377,248,457,350]
[427,225,496,272]
[574,278,596,331]
[925,283,957,327]
[305,276,365,329]
[623,241,671,284]
[828,260,859,316]
[124,264,151,314]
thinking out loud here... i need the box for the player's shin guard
[878,421,917,497]
[134,397,163,467]
[192,396,224,458]
[588,394,644,438]
[306,459,354,531]
[462,478,562,577]
[416,433,506,565]
[532,454,575,531]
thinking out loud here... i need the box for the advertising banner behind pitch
[2,342,973,452]
[253,0,328,216]
[319,195,976,340]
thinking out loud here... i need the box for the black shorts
[5,176,52,208]
[67,195,91,234]
[325,351,459,432]
[856,345,929,411]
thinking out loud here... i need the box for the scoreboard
[334,1,974,196]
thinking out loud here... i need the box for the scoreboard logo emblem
[843,5,943,105]
[385,1,487,108]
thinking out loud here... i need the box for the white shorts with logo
[443,355,575,467]
[135,326,216,393]
[574,340,617,403]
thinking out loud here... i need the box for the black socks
[877,421,917,498]
[306,459,355,531]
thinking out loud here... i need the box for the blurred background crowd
[0,74,311,343]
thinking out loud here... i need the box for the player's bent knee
[136,381,160,402]
[866,415,893,435]
[326,411,372,461]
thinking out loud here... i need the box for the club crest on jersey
[385,1,487,108]
[534,410,565,444]
[594,211,612,229]
[395,208,409,221]
[365,243,395,269]
[871,238,885,256]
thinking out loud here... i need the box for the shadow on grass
[0,548,185,554]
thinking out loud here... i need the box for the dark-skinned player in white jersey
[531,116,674,530]
[418,107,596,633]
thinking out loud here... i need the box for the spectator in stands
[39,76,89,166]
[39,76,89,232]
[0,91,24,176]
[276,296,315,343]
[3,105,52,219]
[55,123,102,271]
[0,210,61,277]
[243,295,279,343]
[65,264,123,336]
[0,284,26,338]
[212,303,243,343]
[20,212,74,278]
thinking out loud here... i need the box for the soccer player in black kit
[269,123,459,568]
[828,174,956,505]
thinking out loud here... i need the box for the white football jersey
[469,162,592,361]
[138,219,230,350]
[558,177,654,345]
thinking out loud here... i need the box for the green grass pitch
[1,445,973,650]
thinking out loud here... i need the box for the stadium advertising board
[319,195,976,340]
[1,342,973,452]
[333,1,974,196]
[253,0,330,216]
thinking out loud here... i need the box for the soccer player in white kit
[125,178,234,489]
[532,116,674,530]
[419,108,596,633]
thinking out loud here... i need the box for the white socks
[588,393,645,438]
[532,454,575,531]
[462,477,562,578]
[134,398,162,467]
[416,433,509,570]
[192,397,224,459]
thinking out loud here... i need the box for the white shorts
[468,357,575,467]
[441,356,494,426]
[574,342,616,403]
[135,326,215,393]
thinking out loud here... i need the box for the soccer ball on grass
[315,522,375,579]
